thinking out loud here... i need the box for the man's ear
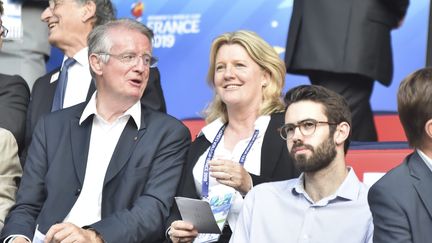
[334,121,350,146]
[89,54,103,76]
[81,0,96,22]
[424,119,432,140]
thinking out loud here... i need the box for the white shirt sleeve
[3,235,31,243]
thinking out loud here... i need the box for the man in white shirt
[24,0,166,164]
[368,67,432,243]
[231,85,373,243]
[1,18,190,243]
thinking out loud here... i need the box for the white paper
[175,197,221,234]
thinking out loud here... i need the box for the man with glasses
[1,19,190,243]
[230,85,373,243]
[23,0,167,165]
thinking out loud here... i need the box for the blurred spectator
[0,0,50,89]
[0,0,30,155]
[285,0,409,141]
[0,128,22,232]
[368,67,432,243]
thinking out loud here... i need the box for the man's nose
[41,7,53,22]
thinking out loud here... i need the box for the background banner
[49,0,429,120]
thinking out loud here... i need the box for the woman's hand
[209,159,252,194]
[169,220,198,243]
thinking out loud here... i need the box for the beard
[289,136,337,173]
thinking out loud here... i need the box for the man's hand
[44,223,103,243]
[169,220,198,243]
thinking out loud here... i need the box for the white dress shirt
[231,168,373,243]
[63,92,141,227]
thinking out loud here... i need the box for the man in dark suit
[1,18,190,243]
[285,0,409,141]
[0,1,30,154]
[368,67,432,243]
[24,0,166,164]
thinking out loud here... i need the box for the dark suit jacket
[166,112,299,242]
[1,102,191,243]
[0,73,30,152]
[285,0,409,86]
[368,151,432,243]
[23,67,166,165]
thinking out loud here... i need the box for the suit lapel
[410,152,432,219]
[40,69,60,113]
[103,112,146,185]
[260,113,284,177]
[86,80,96,101]
[70,108,92,186]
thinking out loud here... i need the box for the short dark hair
[0,0,4,15]
[284,85,352,153]
[397,67,432,148]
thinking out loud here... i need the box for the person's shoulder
[141,107,189,134]
[143,107,182,125]
[253,178,297,195]
[43,102,86,123]
[0,73,28,88]
[370,154,413,193]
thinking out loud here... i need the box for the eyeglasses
[278,119,338,140]
[98,52,158,68]
[0,25,8,38]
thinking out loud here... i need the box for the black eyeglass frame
[278,119,339,140]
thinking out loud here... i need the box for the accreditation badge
[194,185,235,243]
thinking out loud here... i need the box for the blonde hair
[203,30,286,123]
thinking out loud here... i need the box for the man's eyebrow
[287,118,314,125]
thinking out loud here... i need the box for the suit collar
[70,105,93,186]
[79,91,141,128]
[261,112,285,176]
[409,151,432,219]
[70,102,148,186]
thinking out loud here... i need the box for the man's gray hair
[87,18,154,77]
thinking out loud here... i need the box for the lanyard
[201,125,259,198]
